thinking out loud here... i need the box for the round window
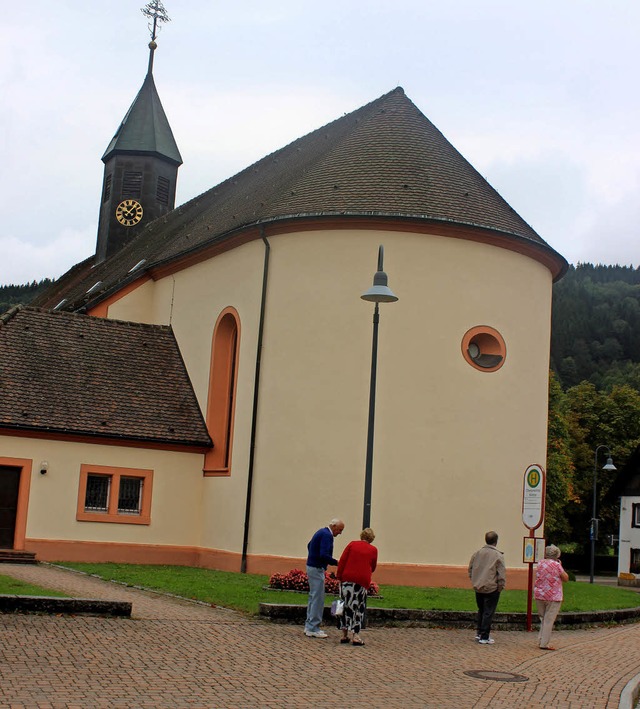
[462,326,506,372]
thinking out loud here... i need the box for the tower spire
[95,0,181,263]
[141,1,170,75]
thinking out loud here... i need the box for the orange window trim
[203,307,240,475]
[461,325,507,373]
[0,457,32,550]
[77,464,153,525]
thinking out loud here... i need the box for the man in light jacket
[468,530,506,644]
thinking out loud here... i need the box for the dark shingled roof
[102,72,182,165]
[0,306,211,447]
[35,87,566,312]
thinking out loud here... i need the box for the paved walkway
[1,563,639,708]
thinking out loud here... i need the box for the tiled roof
[102,72,182,165]
[0,307,211,447]
[35,87,566,311]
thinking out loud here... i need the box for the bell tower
[95,1,182,264]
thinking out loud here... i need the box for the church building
[0,9,567,588]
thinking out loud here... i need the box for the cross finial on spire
[141,1,170,75]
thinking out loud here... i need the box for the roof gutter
[241,228,270,573]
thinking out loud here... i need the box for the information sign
[522,537,547,563]
[522,464,545,530]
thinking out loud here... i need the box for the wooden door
[0,467,20,549]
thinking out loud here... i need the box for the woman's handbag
[330,599,344,616]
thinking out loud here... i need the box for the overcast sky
[2,1,638,285]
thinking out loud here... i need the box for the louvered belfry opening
[156,175,170,204]
[102,174,112,202]
[122,171,143,199]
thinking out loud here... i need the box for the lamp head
[603,456,617,471]
[361,244,399,303]
[361,270,398,303]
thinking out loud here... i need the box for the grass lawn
[54,563,640,616]
[0,573,68,597]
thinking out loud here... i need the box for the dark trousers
[475,590,501,639]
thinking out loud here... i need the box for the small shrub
[268,568,309,592]
[268,569,379,595]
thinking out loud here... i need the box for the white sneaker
[475,635,481,641]
[304,630,328,638]
[479,638,495,644]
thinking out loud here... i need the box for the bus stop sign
[522,464,545,530]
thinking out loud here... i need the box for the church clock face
[115,199,144,227]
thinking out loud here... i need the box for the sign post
[522,464,546,631]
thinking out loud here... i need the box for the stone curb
[619,671,640,709]
[259,602,640,629]
[0,594,132,617]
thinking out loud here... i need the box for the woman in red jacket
[337,527,378,646]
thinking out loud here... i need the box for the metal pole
[526,529,535,631]
[362,302,379,529]
[590,445,610,584]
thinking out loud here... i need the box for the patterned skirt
[338,582,368,634]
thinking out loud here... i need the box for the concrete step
[0,550,37,564]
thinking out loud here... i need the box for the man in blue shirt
[304,518,345,637]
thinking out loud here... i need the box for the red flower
[270,569,380,596]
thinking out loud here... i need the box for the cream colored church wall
[106,278,160,324]
[0,435,204,548]
[91,227,553,579]
[240,228,552,573]
[166,242,266,554]
[103,241,266,556]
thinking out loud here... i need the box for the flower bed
[268,569,379,596]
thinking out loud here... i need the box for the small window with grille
[632,504,640,528]
[156,176,170,204]
[122,171,143,198]
[118,477,143,514]
[631,548,640,575]
[78,465,152,524]
[84,474,110,512]
[103,174,112,202]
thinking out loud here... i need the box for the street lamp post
[590,445,617,583]
[360,245,398,530]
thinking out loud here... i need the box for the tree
[544,371,575,541]
[561,383,640,553]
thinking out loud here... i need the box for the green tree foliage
[552,264,640,390]
[548,263,640,549]
[556,383,640,551]
[544,371,575,541]
[0,280,54,314]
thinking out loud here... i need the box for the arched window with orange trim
[203,308,240,475]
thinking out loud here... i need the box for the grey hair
[545,544,561,559]
[329,518,344,528]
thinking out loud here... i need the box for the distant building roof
[35,87,567,312]
[102,72,182,166]
[0,306,210,448]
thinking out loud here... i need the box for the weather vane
[141,1,171,74]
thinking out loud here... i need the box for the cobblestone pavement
[1,563,640,708]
